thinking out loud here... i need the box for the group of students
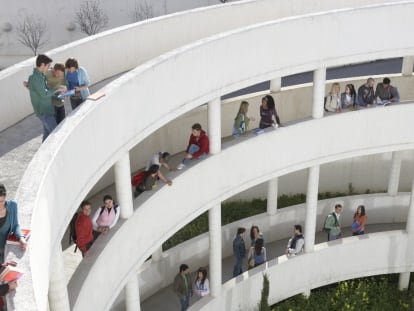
[232,224,304,278]
[232,94,282,137]
[71,194,120,257]
[323,204,367,241]
[26,54,90,142]
[231,203,368,277]
[131,123,210,197]
[324,77,400,112]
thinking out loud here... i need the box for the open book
[7,228,31,245]
[0,265,23,282]
[57,89,75,99]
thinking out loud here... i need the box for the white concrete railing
[91,74,414,197]
[0,0,403,131]
[194,230,412,310]
[69,104,414,310]
[13,2,414,310]
[138,193,410,300]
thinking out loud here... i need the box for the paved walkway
[135,223,404,311]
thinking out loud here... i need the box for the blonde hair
[330,83,340,95]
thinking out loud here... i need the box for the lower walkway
[108,222,404,311]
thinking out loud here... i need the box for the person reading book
[0,262,18,310]
[0,184,27,263]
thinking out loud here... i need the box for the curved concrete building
[1,0,414,310]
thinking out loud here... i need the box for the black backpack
[322,212,338,233]
[69,212,79,252]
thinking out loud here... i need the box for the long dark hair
[264,95,275,110]
[354,205,366,218]
[254,238,264,255]
[195,267,207,286]
[250,225,260,241]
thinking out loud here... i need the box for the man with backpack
[91,194,120,238]
[323,204,343,241]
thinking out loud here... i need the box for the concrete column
[312,68,327,119]
[125,275,140,311]
[398,176,414,290]
[388,151,403,196]
[267,177,278,216]
[270,78,282,93]
[208,98,221,155]
[48,246,70,311]
[209,205,222,297]
[304,166,320,254]
[114,152,134,219]
[402,56,414,76]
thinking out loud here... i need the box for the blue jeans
[328,232,342,241]
[55,105,66,124]
[182,144,206,165]
[37,114,57,142]
[233,257,243,277]
[179,295,190,311]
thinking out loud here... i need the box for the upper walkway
[2,1,414,310]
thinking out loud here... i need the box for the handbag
[248,256,255,268]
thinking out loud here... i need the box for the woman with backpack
[232,101,255,137]
[247,238,266,269]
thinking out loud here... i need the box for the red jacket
[75,213,93,252]
[187,130,209,158]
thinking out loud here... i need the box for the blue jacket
[233,235,246,259]
[0,200,23,251]
[66,66,90,100]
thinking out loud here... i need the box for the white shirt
[145,152,162,170]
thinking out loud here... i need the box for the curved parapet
[69,104,414,310]
[0,0,399,131]
[197,231,412,310]
[138,193,409,300]
[13,1,414,310]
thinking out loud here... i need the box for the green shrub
[271,274,414,310]
[259,273,271,311]
[162,190,363,250]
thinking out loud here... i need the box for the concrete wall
[137,193,410,300]
[0,0,399,131]
[0,0,218,68]
[195,230,412,310]
[69,103,414,311]
[89,74,414,199]
[10,1,414,310]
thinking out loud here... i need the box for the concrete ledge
[137,193,409,300]
[196,231,411,310]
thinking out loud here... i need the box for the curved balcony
[7,1,414,310]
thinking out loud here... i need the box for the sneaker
[176,163,186,170]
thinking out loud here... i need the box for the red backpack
[131,171,146,187]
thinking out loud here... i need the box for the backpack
[131,171,146,187]
[323,212,338,233]
[324,96,330,112]
[69,212,79,252]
